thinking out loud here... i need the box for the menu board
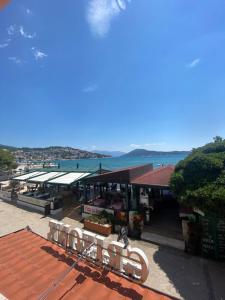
[201,216,225,260]
[83,205,114,216]
[201,217,216,258]
[217,219,225,260]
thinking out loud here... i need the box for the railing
[0,190,58,216]
[17,194,50,215]
[18,194,49,207]
[0,190,12,202]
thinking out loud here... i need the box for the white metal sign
[48,220,149,282]
[83,204,114,216]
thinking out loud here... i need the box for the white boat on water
[16,161,58,173]
[43,162,58,168]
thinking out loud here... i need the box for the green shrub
[86,210,114,225]
[170,137,225,217]
[0,149,17,170]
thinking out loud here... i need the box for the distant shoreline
[44,154,188,171]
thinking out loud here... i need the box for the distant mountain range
[92,150,126,157]
[0,144,190,161]
[0,144,17,151]
[0,144,109,161]
[122,148,190,157]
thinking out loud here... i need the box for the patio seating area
[90,190,125,212]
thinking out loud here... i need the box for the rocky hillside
[122,148,190,157]
[0,145,110,161]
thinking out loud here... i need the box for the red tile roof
[0,228,176,300]
[131,166,175,187]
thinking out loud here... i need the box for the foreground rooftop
[0,228,175,300]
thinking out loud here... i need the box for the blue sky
[1,0,225,152]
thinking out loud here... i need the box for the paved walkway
[141,231,184,250]
[1,199,225,300]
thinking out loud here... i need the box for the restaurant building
[2,164,179,239]
[81,164,177,238]
[7,170,93,215]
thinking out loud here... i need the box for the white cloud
[6,25,36,39]
[26,8,31,15]
[7,25,17,35]
[8,57,23,65]
[83,84,98,93]
[91,145,97,150]
[0,42,9,48]
[186,58,200,68]
[130,144,141,148]
[31,47,47,60]
[117,0,127,10]
[86,0,130,37]
[130,142,166,149]
[19,26,36,39]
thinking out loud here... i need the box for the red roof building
[0,228,176,300]
[85,164,174,188]
[131,166,175,188]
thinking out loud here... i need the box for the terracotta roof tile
[0,229,176,300]
[131,166,175,187]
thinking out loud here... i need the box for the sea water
[56,153,188,172]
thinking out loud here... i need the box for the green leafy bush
[170,137,225,217]
[0,149,17,170]
[86,210,114,225]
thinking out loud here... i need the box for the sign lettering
[48,220,149,282]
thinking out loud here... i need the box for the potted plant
[84,210,114,236]
[182,215,202,254]
[130,212,144,238]
[114,211,127,233]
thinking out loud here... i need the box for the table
[108,202,123,210]
[93,198,106,207]
[35,193,50,199]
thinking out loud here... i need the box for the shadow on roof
[41,245,143,300]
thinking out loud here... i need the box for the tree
[213,136,223,143]
[0,149,17,171]
[170,138,225,217]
